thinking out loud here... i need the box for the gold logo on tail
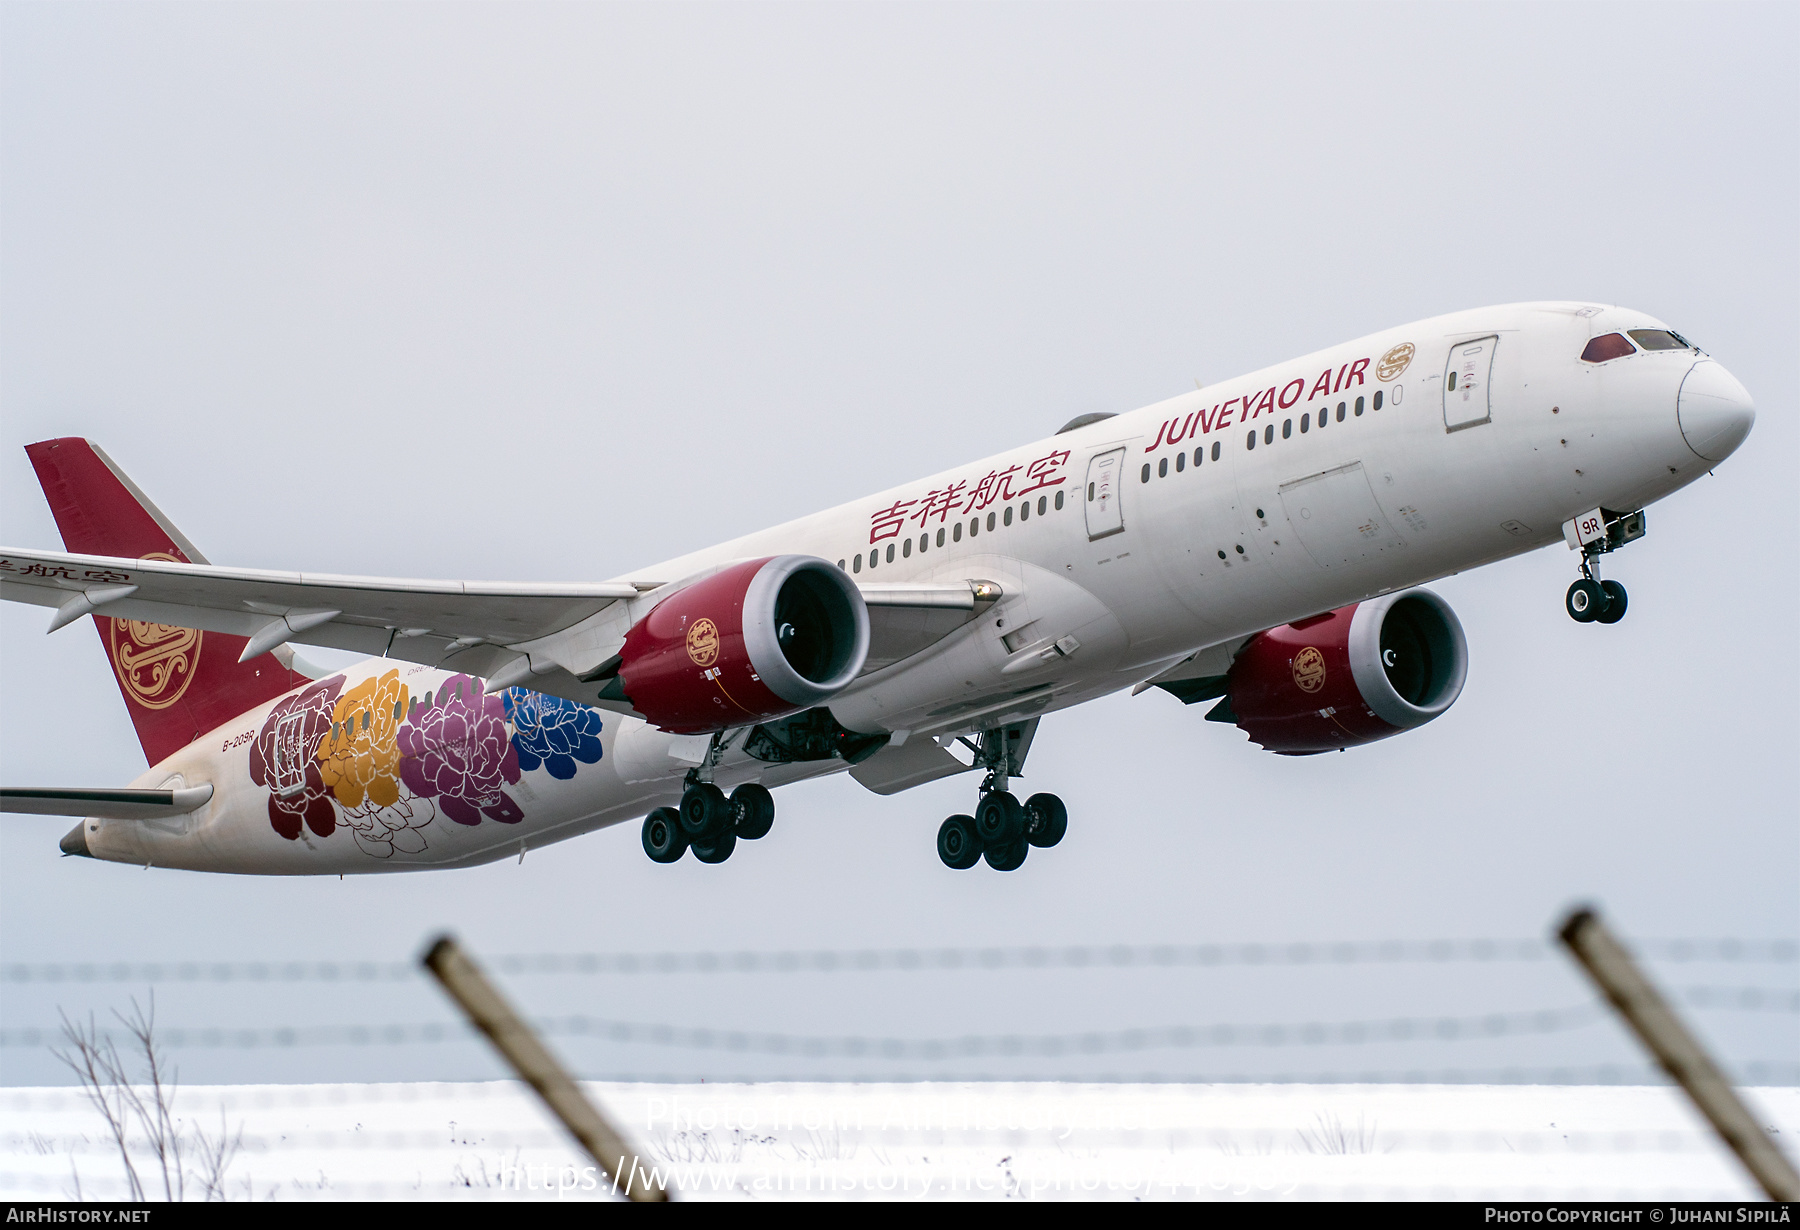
[107,552,201,710]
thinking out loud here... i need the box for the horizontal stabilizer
[2,783,215,820]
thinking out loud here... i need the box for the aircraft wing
[0,546,642,686]
[0,545,1002,711]
[859,580,999,672]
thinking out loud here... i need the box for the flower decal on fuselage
[250,676,345,841]
[503,689,604,781]
[316,668,437,858]
[319,670,409,810]
[397,673,523,826]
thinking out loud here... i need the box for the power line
[3,938,1793,984]
[0,1004,1610,1054]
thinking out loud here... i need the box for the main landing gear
[935,723,1067,872]
[1564,509,1645,625]
[937,792,1067,872]
[641,780,775,866]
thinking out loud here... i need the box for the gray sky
[1,2,1794,1087]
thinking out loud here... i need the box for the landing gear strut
[1564,509,1642,625]
[935,722,1067,872]
[1566,556,1629,625]
[640,735,779,866]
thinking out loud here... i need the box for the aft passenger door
[1084,447,1126,540]
[1443,336,1497,430]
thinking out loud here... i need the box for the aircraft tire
[680,783,732,840]
[983,838,1029,872]
[692,831,737,864]
[1566,579,1605,623]
[731,783,776,840]
[642,808,688,864]
[1024,793,1068,848]
[1596,580,1628,624]
[974,791,1025,847]
[937,815,981,870]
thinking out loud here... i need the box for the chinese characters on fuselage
[869,449,1071,544]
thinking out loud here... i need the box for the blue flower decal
[502,689,604,781]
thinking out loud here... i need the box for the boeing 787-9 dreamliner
[0,303,1754,875]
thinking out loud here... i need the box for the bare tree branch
[51,993,241,1202]
[51,1009,143,1202]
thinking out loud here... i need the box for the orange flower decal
[317,670,409,811]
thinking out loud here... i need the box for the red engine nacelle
[1224,588,1468,755]
[615,555,870,735]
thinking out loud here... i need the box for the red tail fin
[26,438,310,766]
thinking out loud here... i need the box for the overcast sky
[1,3,1794,1088]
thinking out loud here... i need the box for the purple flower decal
[502,688,604,781]
[397,674,522,826]
[249,676,345,841]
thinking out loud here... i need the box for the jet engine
[614,555,870,734]
[1219,589,1467,755]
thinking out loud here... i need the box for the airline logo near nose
[686,618,721,668]
[1292,647,1327,693]
[1377,343,1416,382]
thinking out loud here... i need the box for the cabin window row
[1243,393,1377,453]
[1138,392,1384,481]
[842,489,1069,572]
[1142,440,1224,482]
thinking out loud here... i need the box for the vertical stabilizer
[25,438,309,765]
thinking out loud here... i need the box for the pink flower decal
[397,674,523,826]
[249,676,345,841]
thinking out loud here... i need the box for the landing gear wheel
[983,838,1029,872]
[1024,793,1068,849]
[1595,580,1629,624]
[1566,579,1606,623]
[974,791,1025,847]
[937,814,981,870]
[691,831,737,864]
[730,783,776,840]
[641,807,688,864]
[679,783,732,840]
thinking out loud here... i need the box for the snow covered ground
[4,1080,1795,1201]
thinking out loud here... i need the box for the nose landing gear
[1563,508,1644,625]
[1566,575,1628,624]
[1562,565,1634,626]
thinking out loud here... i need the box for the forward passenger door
[1084,447,1126,540]
[1443,336,1497,430]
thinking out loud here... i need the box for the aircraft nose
[1677,360,1755,463]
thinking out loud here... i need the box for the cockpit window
[1580,333,1636,363]
[1627,328,1696,352]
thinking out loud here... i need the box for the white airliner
[0,302,1755,875]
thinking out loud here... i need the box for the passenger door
[1084,447,1126,540]
[1443,335,1497,431]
